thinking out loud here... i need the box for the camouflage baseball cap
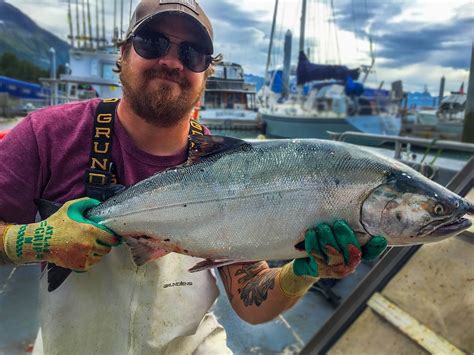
[126,0,214,54]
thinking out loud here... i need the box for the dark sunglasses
[130,31,212,73]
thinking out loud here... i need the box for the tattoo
[236,262,278,307]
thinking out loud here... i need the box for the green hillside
[0,1,69,70]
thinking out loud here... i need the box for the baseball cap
[126,0,214,54]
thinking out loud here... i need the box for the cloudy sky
[5,0,473,93]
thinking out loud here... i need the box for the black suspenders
[84,98,205,201]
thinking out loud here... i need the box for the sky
[5,0,473,94]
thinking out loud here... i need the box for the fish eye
[434,204,445,215]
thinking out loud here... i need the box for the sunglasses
[130,31,213,73]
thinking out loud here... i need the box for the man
[0,0,387,353]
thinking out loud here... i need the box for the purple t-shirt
[0,98,207,224]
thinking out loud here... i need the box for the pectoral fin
[125,236,169,266]
[188,259,236,272]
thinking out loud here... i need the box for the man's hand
[278,220,387,297]
[1,198,120,271]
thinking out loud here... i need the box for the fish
[45,135,474,291]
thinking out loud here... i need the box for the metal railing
[327,131,474,159]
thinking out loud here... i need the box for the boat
[259,0,402,141]
[39,0,121,105]
[199,62,261,131]
[410,91,467,140]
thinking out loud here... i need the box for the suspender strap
[84,99,205,201]
[189,118,205,136]
[84,98,120,201]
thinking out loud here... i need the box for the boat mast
[101,0,106,47]
[95,0,99,49]
[361,0,375,83]
[299,0,307,54]
[461,44,474,143]
[120,0,124,39]
[75,0,81,48]
[82,0,87,47]
[265,0,279,82]
[67,0,74,47]
[87,0,93,48]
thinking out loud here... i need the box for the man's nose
[157,42,184,71]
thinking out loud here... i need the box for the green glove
[294,220,387,277]
[361,235,388,261]
[2,198,120,271]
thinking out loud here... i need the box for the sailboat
[258,0,402,140]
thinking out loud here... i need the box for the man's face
[120,15,207,127]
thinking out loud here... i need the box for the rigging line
[330,0,341,65]
[129,0,133,21]
[351,0,359,53]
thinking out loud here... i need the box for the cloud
[333,0,473,71]
[4,0,472,94]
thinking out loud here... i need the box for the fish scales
[87,140,399,261]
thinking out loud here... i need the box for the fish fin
[187,135,252,165]
[125,236,169,266]
[34,199,63,219]
[47,263,73,292]
[188,259,236,272]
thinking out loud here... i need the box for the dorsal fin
[187,135,252,164]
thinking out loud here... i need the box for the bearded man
[0,1,386,354]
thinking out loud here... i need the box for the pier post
[462,44,474,143]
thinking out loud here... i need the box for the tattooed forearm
[234,262,279,307]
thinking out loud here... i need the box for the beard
[120,63,205,127]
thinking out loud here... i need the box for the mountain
[0,1,70,70]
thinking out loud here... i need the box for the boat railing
[327,131,474,159]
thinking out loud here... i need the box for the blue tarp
[296,52,360,85]
[0,76,43,99]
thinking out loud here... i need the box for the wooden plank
[367,292,466,355]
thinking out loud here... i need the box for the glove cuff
[278,261,319,298]
[0,223,13,264]
[3,223,44,264]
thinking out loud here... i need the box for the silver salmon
[84,135,473,271]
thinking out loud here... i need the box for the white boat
[413,92,466,140]
[259,0,402,141]
[199,62,260,130]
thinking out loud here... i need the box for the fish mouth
[425,217,472,238]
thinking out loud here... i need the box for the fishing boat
[259,0,402,140]
[411,91,467,140]
[39,0,121,105]
[199,62,260,131]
